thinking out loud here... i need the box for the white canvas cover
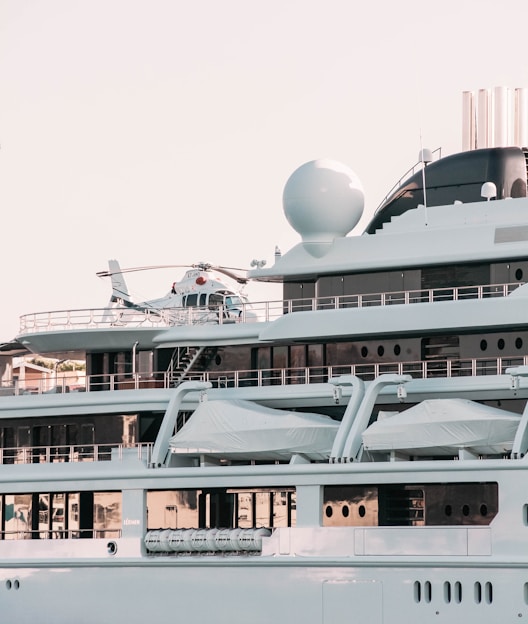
[169,399,339,461]
[362,399,521,456]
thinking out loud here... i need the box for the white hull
[1,562,526,623]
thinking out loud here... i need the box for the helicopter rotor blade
[97,264,197,278]
[210,266,249,284]
[96,262,250,283]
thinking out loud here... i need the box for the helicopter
[96,260,259,325]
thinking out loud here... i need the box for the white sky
[1,0,527,341]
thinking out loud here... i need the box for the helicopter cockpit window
[184,294,198,307]
[208,294,223,309]
[225,296,242,307]
[199,293,207,306]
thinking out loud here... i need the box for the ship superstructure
[1,89,528,622]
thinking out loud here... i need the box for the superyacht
[0,87,528,622]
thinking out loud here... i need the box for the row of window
[147,488,296,530]
[414,581,493,604]
[480,337,524,351]
[284,263,527,301]
[323,483,498,527]
[0,492,121,540]
[0,481,501,540]
[87,331,528,388]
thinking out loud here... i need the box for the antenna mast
[419,143,432,226]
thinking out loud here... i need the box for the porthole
[13,580,19,590]
[215,355,222,366]
[474,582,482,604]
[107,541,118,556]
[454,581,462,603]
[444,581,452,603]
[424,581,432,603]
[325,506,333,518]
[358,505,366,518]
[485,581,493,604]
[480,504,488,517]
[523,504,528,526]
[393,344,401,356]
[498,338,505,350]
[480,339,488,351]
[5,580,11,590]
[516,268,523,281]
[413,581,421,603]
[462,504,470,516]
[444,504,452,517]
[516,337,523,349]
[342,505,349,518]
[377,345,384,357]
[361,346,368,358]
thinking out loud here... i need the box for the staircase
[168,346,218,387]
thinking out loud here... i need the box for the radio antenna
[419,145,432,226]
[417,84,432,226]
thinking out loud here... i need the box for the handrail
[192,356,528,388]
[18,281,523,334]
[2,356,526,397]
[0,442,152,465]
[373,147,442,214]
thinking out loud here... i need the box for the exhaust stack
[462,87,528,150]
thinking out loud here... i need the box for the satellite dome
[282,159,364,245]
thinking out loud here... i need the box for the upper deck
[5,280,527,398]
[18,280,521,335]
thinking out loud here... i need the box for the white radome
[282,159,365,244]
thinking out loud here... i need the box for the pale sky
[1,0,527,341]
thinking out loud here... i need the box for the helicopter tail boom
[108,259,134,306]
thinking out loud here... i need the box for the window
[147,488,296,530]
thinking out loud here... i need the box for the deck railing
[0,442,152,465]
[184,356,528,387]
[2,356,527,397]
[18,282,523,334]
